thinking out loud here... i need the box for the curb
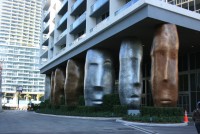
[116,119,188,127]
[34,112,121,121]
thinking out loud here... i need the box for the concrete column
[86,0,96,35]
[67,0,76,47]
[109,0,125,18]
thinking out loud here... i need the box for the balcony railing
[71,0,84,13]
[91,0,108,14]
[56,47,66,55]
[58,12,68,27]
[161,0,200,14]
[61,0,68,9]
[70,33,86,46]
[70,12,86,31]
[43,20,50,31]
[41,46,48,55]
[90,17,109,32]
[115,0,139,16]
[56,28,67,41]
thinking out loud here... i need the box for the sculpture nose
[94,67,103,87]
[163,56,169,81]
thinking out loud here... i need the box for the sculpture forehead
[152,24,179,51]
[86,49,112,63]
[120,40,143,58]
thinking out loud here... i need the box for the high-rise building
[40,0,200,113]
[0,0,45,108]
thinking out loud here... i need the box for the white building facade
[40,0,200,113]
[0,0,45,108]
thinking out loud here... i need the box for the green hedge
[123,115,183,123]
[113,105,128,116]
[140,106,184,117]
[102,94,120,111]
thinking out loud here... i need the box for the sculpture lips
[131,94,139,98]
[161,100,172,104]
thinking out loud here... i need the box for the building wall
[0,0,45,104]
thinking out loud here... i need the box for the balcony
[70,12,86,34]
[56,47,66,56]
[42,34,49,46]
[115,0,139,16]
[41,46,48,56]
[57,12,68,29]
[43,9,50,22]
[71,0,86,16]
[55,29,67,46]
[90,17,109,32]
[43,0,51,10]
[90,0,109,17]
[58,0,68,15]
[43,21,50,34]
[71,33,86,46]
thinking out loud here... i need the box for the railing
[58,12,68,27]
[90,17,109,32]
[43,20,50,30]
[41,46,48,55]
[56,28,67,41]
[61,0,68,8]
[69,33,86,46]
[91,0,108,14]
[115,0,139,15]
[56,47,66,55]
[162,0,200,13]
[71,0,84,13]
[70,12,86,31]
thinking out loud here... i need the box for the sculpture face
[50,71,55,104]
[84,49,114,106]
[64,60,84,106]
[119,39,143,109]
[151,24,179,107]
[53,68,65,105]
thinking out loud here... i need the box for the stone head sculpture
[84,49,115,106]
[119,38,143,109]
[53,68,65,105]
[151,24,179,107]
[64,59,84,106]
[50,71,55,104]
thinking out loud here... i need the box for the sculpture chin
[122,97,141,108]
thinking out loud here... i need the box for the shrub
[140,106,184,117]
[78,96,85,106]
[102,94,120,111]
[123,115,183,123]
[113,105,128,116]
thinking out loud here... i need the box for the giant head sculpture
[64,59,84,106]
[151,24,179,107]
[84,49,115,106]
[50,71,55,104]
[53,68,65,105]
[119,38,143,109]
